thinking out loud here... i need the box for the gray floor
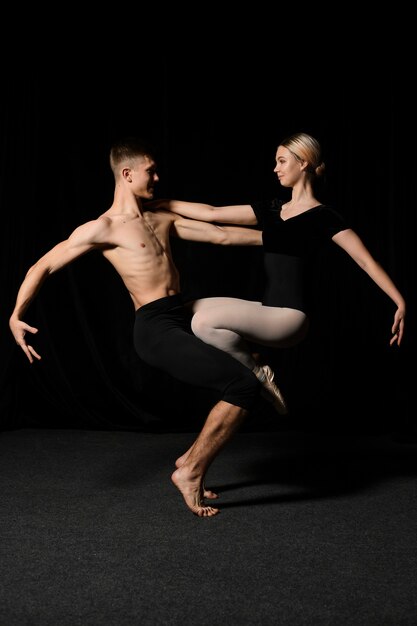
[1,428,416,625]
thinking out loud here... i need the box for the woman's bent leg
[191,298,308,366]
[191,298,309,415]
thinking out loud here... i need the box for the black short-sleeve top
[251,198,349,313]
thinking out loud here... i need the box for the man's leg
[171,400,248,517]
[133,296,259,512]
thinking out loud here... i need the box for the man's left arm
[171,215,262,246]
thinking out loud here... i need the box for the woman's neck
[280,182,321,217]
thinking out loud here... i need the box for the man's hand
[390,309,405,347]
[9,319,41,363]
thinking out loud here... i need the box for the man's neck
[111,186,143,216]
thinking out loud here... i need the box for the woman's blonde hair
[280,132,325,177]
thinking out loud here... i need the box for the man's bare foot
[175,453,218,499]
[171,467,219,517]
[175,451,189,468]
[201,486,218,499]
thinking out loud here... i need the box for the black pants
[133,294,260,411]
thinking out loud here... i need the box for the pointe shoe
[256,364,288,415]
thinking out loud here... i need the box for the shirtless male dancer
[9,136,279,518]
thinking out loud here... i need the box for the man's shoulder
[145,208,178,226]
[66,215,114,247]
[144,206,176,217]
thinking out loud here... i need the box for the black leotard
[133,294,260,411]
[251,199,349,313]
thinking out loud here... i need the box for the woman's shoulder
[251,197,284,212]
[317,204,348,220]
[313,204,350,234]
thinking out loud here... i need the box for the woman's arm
[332,228,406,346]
[148,199,258,225]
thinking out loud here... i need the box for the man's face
[132,156,159,199]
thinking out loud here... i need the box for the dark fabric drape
[1,56,415,434]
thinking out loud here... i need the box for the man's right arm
[149,199,257,226]
[9,217,110,363]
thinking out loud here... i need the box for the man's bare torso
[100,208,181,310]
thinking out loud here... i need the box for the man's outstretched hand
[9,318,41,363]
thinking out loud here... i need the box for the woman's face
[274,146,305,188]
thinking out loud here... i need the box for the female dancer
[151,132,406,412]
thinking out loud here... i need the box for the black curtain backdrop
[1,48,415,435]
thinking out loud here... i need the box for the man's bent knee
[222,370,260,411]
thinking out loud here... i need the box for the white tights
[190,297,309,370]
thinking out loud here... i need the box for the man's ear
[122,167,132,182]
